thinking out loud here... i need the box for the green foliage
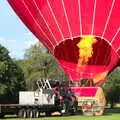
[18,44,68,90]
[0,44,25,103]
[103,67,120,104]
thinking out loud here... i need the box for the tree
[0,44,26,104]
[103,67,120,105]
[18,43,68,90]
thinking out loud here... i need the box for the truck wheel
[33,109,39,118]
[18,108,26,118]
[26,109,33,118]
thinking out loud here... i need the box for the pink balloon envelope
[8,0,120,85]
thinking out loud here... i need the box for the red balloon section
[8,0,120,85]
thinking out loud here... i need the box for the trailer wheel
[30,109,33,118]
[33,109,39,118]
[18,108,26,118]
[26,109,33,118]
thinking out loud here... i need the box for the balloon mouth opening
[54,36,111,66]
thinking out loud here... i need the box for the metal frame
[36,78,51,90]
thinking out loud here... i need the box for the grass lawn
[2,114,120,120]
[1,109,120,120]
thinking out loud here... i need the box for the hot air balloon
[8,0,120,85]
[7,0,120,116]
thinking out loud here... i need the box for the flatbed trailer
[0,103,63,118]
[0,79,64,118]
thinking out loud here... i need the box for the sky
[0,0,39,59]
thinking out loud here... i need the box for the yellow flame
[76,36,97,70]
